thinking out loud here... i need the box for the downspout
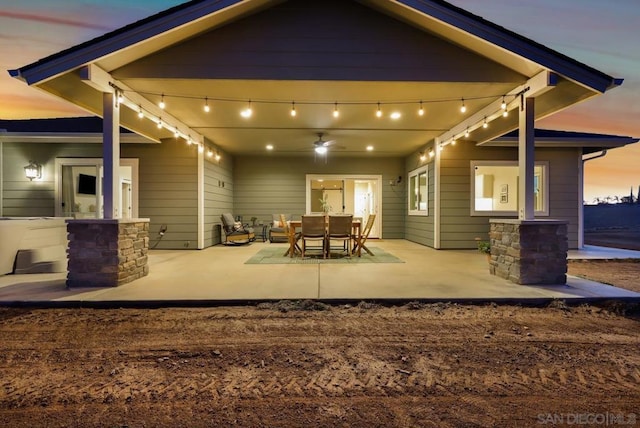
[579,150,608,248]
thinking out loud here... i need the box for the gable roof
[8,0,623,157]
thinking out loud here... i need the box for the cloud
[0,10,112,31]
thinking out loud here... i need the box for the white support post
[518,96,535,220]
[434,138,441,249]
[103,92,121,219]
[197,140,205,249]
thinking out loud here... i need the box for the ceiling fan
[313,132,336,154]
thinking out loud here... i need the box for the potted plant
[475,238,491,262]
[319,194,331,214]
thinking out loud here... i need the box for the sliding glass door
[306,174,381,238]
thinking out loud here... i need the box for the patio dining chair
[327,214,353,258]
[300,215,326,259]
[353,214,375,256]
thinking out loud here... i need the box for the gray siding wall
[437,141,580,249]
[233,156,405,238]
[122,139,198,249]
[404,154,434,247]
[203,153,234,247]
[1,142,103,217]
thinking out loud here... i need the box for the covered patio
[1,240,638,305]
[7,0,628,291]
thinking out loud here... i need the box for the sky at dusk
[1,0,638,203]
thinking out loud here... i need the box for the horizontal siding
[404,156,434,247]
[234,156,405,239]
[123,139,199,249]
[437,142,581,249]
[203,151,234,247]
[116,0,522,83]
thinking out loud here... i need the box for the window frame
[408,164,429,216]
[470,160,549,217]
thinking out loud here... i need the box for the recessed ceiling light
[390,111,401,120]
[366,145,374,151]
[266,144,274,150]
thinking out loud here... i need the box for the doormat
[245,246,404,264]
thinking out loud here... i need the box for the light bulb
[159,94,165,110]
[204,97,210,113]
[418,101,424,116]
[290,102,296,117]
[376,102,382,118]
[419,152,426,161]
[333,102,339,118]
[157,118,162,129]
[501,96,507,110]
[117,92,124,104]
[366,145,374,151]
[451,139,456,146]
[503,110,509,118]
[174,128,179,138]
[465,128,470,138]
[266,144,274,151]
[241,101,252,118]
[207,149,213,158]
[198,144,204,153]
[483,117,488,129]
[215,153,221,161]
[390,111,401,120]
[460,98,466,113]
[138,107,144,119]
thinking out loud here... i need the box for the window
[471,161,548,216]
[408,165,428,216]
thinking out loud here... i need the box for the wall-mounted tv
[77,173,97,195]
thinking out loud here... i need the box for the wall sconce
[24,160,42,181]
[389,176,402,186]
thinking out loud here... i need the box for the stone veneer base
[66,218,150,287]
[489,219,568,285]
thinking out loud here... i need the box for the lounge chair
[220,213,255,245]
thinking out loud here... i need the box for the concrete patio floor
[0,240,639,306]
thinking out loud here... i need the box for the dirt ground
[1,252,639,427]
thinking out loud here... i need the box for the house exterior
[4,0,636,284]
[1,118,635,251]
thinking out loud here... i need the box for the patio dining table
[284,218,362,258]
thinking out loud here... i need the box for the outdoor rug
[245,246,404,264]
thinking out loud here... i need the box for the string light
[333,102,339,118]
[159,94,165,110]
[290,101,296,117]
[419,152,427,162]
[503,109,509,117]
[241,100,252,118]
[204,97,210,113]
[460,98,466,113]
[137,106,144,119]
[465,127,470,138]
[501,96,507,110]
[451,138,456,146]
[376,102,382,118]
[157,117,162,129]
[483,117,488,128]
[207,148,213,157]
[429,149,435,158]
[215,152,221,162]
[174,128,180,138]
[418,101,424,116]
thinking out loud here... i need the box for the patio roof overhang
[8,0,622,158]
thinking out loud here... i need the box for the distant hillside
[584,204,640,230]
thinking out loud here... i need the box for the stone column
[66,218,150,287]
[489,219,568,285]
